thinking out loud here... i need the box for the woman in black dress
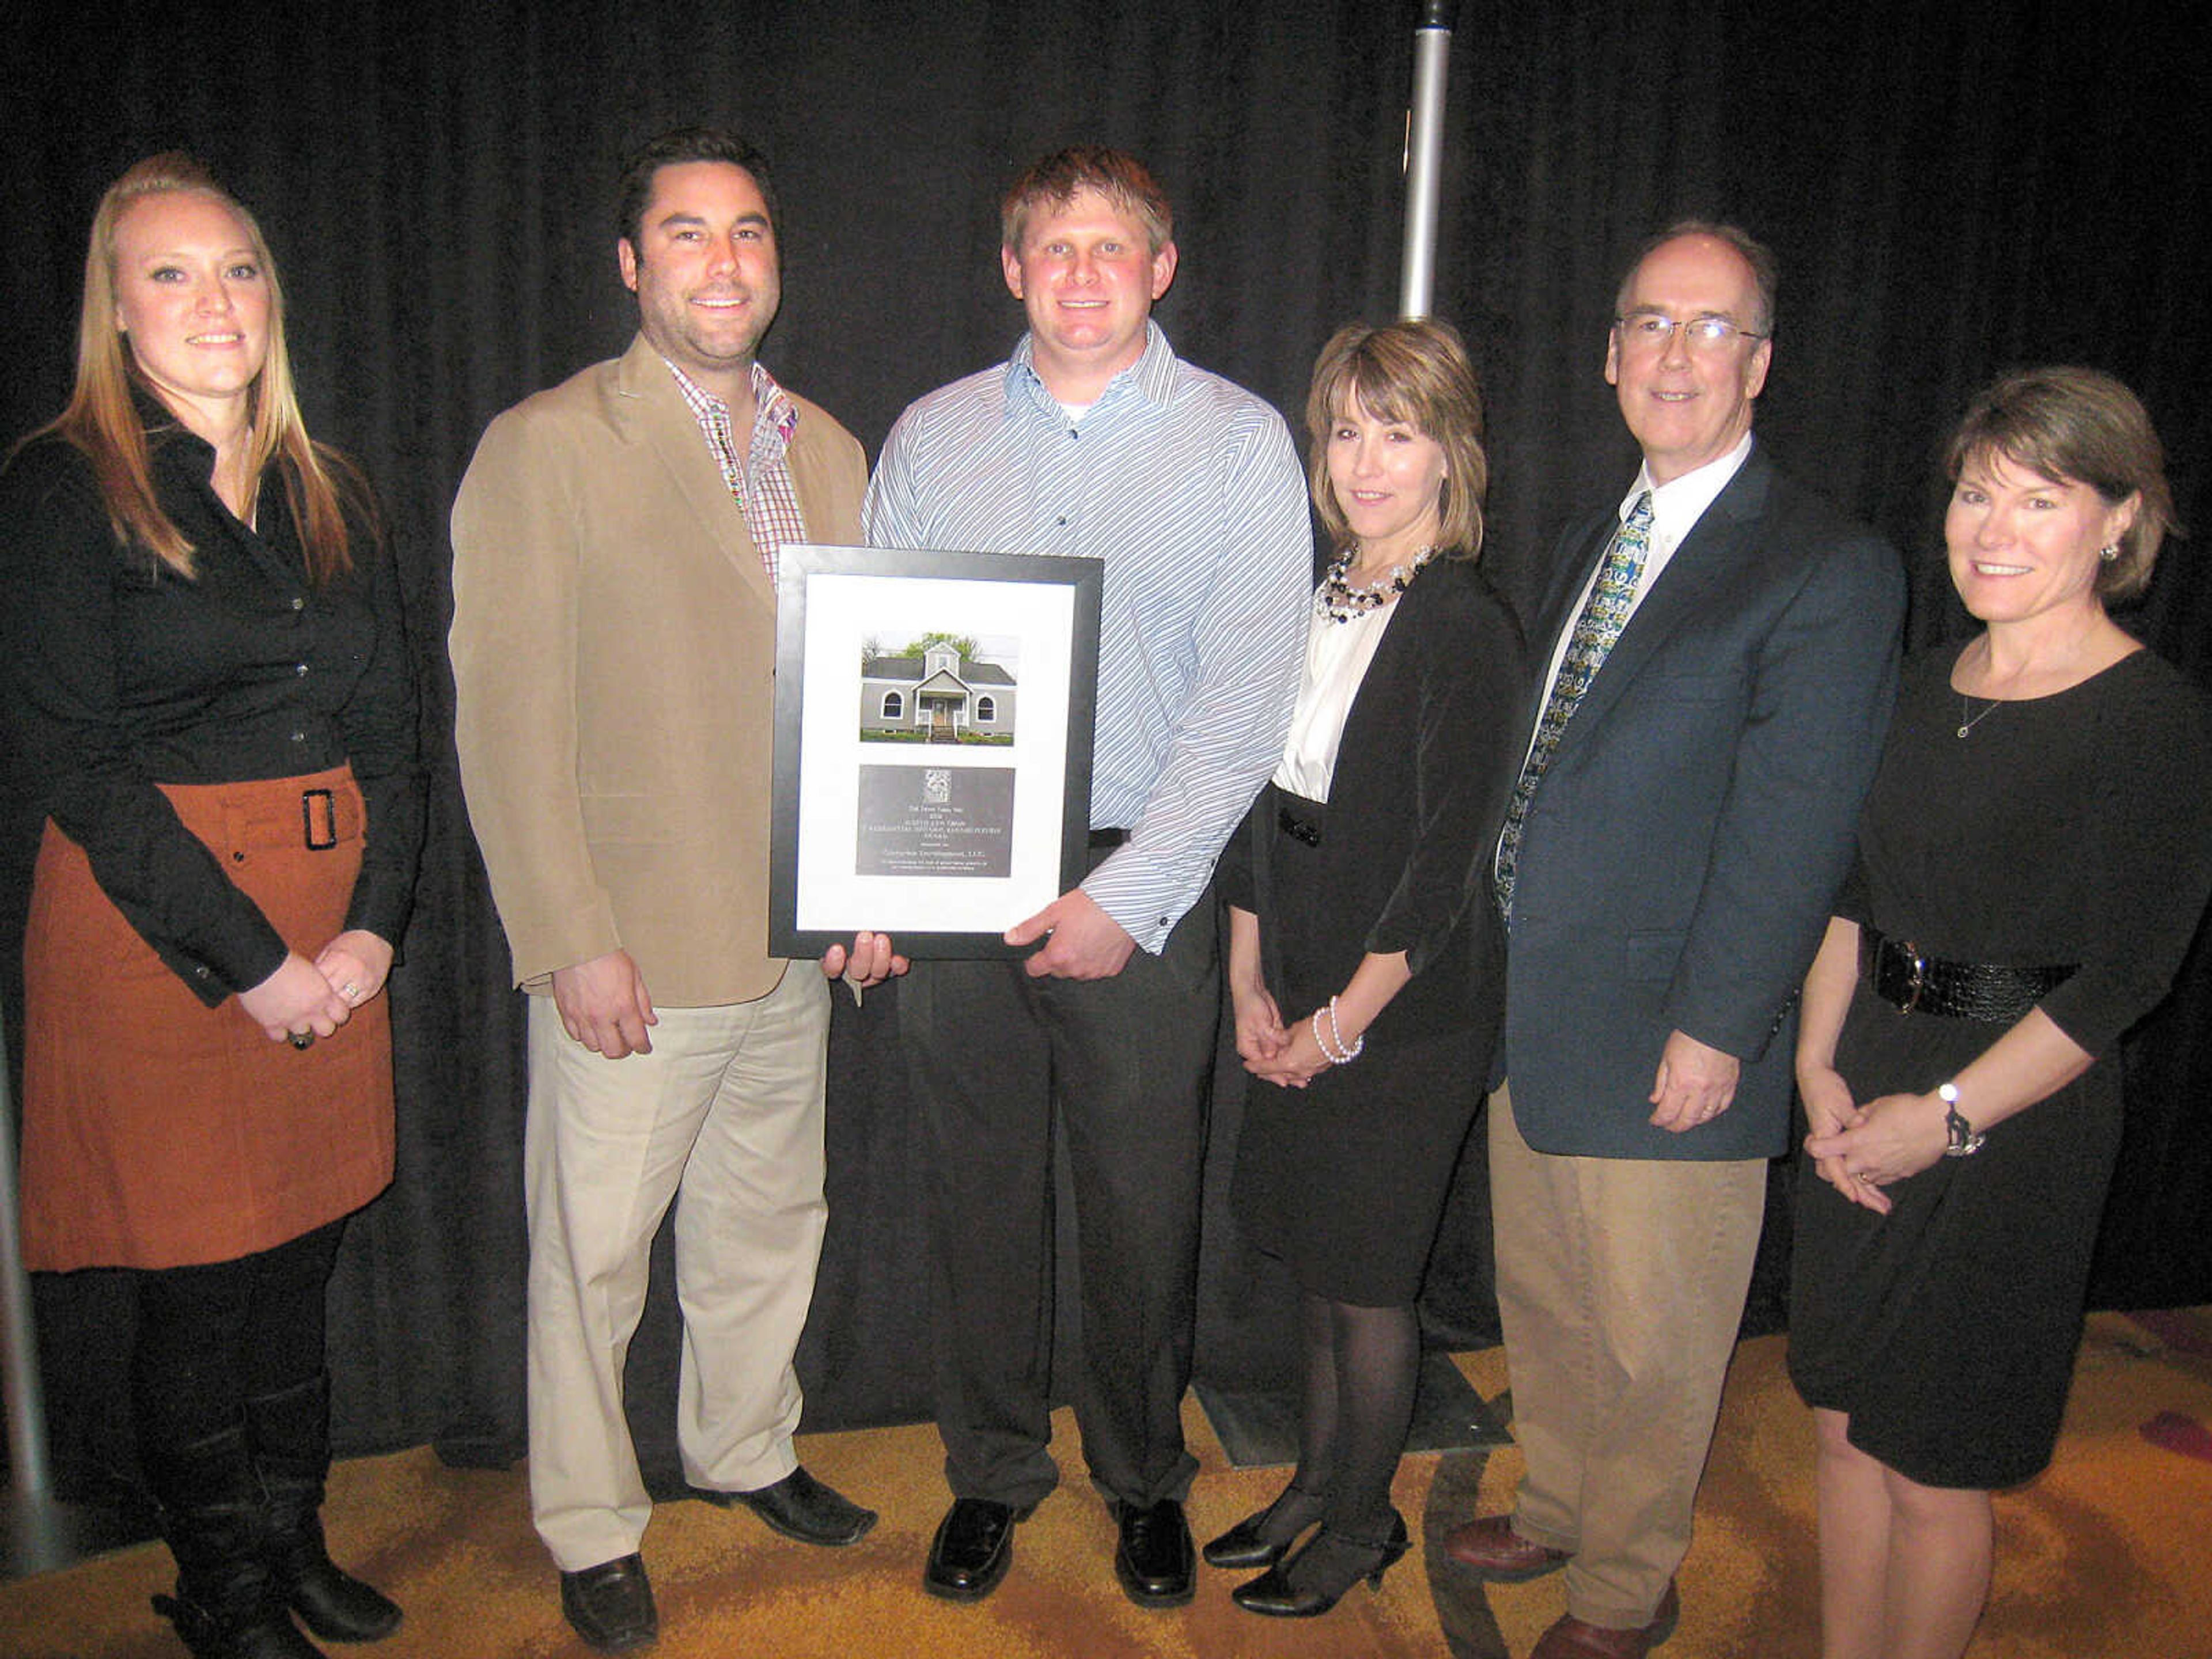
[1206,320,1524,1617]
[1787,368,2212,1659]
[2,155,421,1658]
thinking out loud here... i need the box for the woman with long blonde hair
[1,154,422,1659]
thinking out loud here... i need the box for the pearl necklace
[1317,545,1438,623]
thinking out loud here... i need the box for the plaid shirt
[664,357,809,585]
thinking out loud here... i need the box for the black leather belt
[1088,827,1129,850]
[1862,927,2074,1023]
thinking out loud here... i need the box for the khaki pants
[524,967,830,1571]
[1487,1082,1764,1628]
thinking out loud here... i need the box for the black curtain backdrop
[5,0,2209,1497]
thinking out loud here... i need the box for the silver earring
[2098,544,2119,562]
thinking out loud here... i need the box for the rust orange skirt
[18,764,395,1271]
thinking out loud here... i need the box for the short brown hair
[1305,319,1488,559]
[616,126,779,251]
[1944,366,2177,602]
[1001,146,1172,256]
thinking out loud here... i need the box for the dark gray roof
[860,656,1015,685]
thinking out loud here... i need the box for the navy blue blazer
[1500,444,1904,1160]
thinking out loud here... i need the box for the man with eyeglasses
[1442,222,1903,1658]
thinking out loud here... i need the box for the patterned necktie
[1493,491,1654,922]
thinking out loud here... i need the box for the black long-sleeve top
[0,407,423,1006]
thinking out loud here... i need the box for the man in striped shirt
[865,146,1309,1610]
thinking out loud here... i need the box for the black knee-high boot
[145,1427,328,1659]
[245,1376,402,1643]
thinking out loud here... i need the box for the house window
[881,691,904,721]
[975,696,997,723]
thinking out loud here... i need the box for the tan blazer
[450,334,866,1006]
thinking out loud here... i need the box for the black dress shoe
[923,1498,1029,1601]
[559,1554,657,1653]
[1233,1512,1411,1618]
[1114,1498,1195,1608]
[705,1467,878,1547]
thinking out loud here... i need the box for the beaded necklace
[1316,544,1439,623]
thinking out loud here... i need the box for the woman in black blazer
[1209,320,1526,1616]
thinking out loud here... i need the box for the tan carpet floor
[7,1310,2210,1657]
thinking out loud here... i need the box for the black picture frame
[768,543,1101,958]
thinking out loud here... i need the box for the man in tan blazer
[450,127,899,1654]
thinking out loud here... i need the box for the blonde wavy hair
[30,151,364,581]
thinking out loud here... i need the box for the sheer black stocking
[1238,1292,1336,1548]
[1257,1292,1418,1603]
[1315,1297,1417,1540]
[1275,1293,1419,1555]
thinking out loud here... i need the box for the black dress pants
[899,891,1218,1512]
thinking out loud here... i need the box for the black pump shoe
[1232,1511,1410,1618]
[1202,1485,1324,1570]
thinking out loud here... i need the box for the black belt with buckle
[1276,795,1325,847]
[1862,927,2073,1023]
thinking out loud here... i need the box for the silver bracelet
[1938,1081,1984,1157]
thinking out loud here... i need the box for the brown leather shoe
[1441,1513,1570,1582]
[1529,1581,1681,1658]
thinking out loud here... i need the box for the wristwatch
[1938,1082,1984,1157]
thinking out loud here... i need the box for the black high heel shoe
[1232,1510,1411,1618]
[1202,1484,1324,1570]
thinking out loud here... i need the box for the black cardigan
[1219,555,1529,1051]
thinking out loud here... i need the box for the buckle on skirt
[302,789,338,850]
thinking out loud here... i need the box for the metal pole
[1399,1,1457,320]
[0,997,51,1503]
[1,983,152,1583]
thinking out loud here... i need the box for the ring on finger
[289,1031,315,1051]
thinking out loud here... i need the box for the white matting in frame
[768,543,1101,958]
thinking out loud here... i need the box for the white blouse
[1272,596,1400,802]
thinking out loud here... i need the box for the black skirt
[1230,794,1484,1305]
[1786,977,2120,1489]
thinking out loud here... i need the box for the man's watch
[1938,1082,1984,1157]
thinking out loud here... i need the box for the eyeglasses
[1613,311,1768,352]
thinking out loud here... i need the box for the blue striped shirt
[865,322,1310,952]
